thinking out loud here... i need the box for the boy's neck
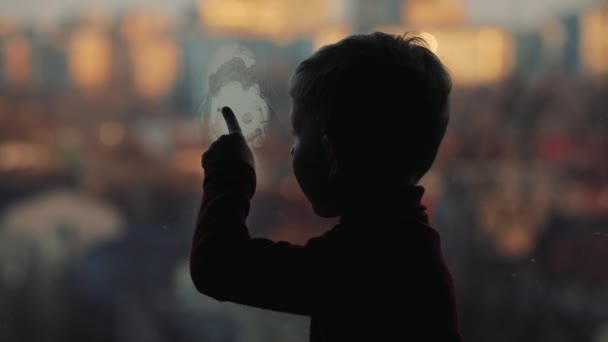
[339,184,428,225]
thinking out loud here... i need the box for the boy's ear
[321,134,338,178]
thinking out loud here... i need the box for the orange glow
[403,0,466,26]
[197,0,331,41]
[3,35,32,86]
[471,28,511,83]
[68,28,112,92]
[373,25,410,36]
[497,228,534,258]
[99,121,125,146]
[429,27,510,85]
[374,26,514,85]
[130,37,179,98]
[580,6,608,74]
[312,25,352,51]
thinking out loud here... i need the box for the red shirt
[190,160,462,341]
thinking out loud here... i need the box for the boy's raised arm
[189,107,329,316]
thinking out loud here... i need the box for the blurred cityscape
[0,0,607,341]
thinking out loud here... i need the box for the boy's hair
[289,32,452,184]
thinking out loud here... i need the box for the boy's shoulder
[305,215,441,253]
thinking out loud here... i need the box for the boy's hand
[202,107,255,170]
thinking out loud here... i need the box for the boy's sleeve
[189,159,331,316]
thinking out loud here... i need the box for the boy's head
[289,32,451,218]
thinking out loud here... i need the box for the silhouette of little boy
[191,32,462,342]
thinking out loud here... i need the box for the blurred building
[538,18,563,72]
[1,0,605,94]
[120,10,180,100]
[513,4,608,77]
[561,14,581,75]
[580,4,608,75]
[351,0,403,32]
[444,28,514,85]
[514,30,543,77]
[33,36,70,89]
[1,34,33,87]
[68,27,113,92]
[176,33,208,112]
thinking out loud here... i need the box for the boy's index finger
[221,106,242,135]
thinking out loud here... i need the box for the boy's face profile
[290,98,342,218]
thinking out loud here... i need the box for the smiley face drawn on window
[208,81,270,149]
